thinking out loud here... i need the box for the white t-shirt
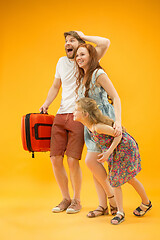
[55,56,77,114]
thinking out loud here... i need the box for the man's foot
[52,198,71,213]
[87,205,109,218]
[133,200,152,216]
[111,211,125,225]
[108,195,118,215]
[66,199,82,214]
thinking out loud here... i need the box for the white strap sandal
[111,211,125,225]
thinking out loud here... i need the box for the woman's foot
[87,205,109,218]
[133,200,152,216]
[108,195,118,215]
[111,211,125,225]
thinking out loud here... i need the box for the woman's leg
[93,175,107,208]
[85,152,116,215]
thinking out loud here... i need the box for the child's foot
[111,211,125,225]
[133,200,152,216]
[108,195,118,215]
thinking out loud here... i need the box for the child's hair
[76,97,114,127]
[76,97,125,131]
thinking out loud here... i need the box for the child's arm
[95,123,122,163]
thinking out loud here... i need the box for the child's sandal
[108,195,118,215]
[111,211,125,225]
[133,200,152,217]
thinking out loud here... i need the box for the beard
[65,48,76,59]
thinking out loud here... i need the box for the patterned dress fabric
[91,131,141,187]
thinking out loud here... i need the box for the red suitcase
[21,112,55,157]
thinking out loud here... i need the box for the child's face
[73,104,85,122]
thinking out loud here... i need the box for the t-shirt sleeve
[55,59,61,78]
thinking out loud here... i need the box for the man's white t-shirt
[55,56,77,114]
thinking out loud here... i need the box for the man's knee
[50,155,63,169]
[67,157,79,171]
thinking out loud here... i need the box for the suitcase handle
[40,110,48,115]
[34,123,52,140]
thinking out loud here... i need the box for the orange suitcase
[21,112,54,157]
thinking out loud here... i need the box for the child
[73,97,152,225]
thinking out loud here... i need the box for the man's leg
[51,155,71,212]
[50,114,72,212]
[67,157,82,201]
[51,155,71,200]
[65,157,82,213]
[63,114,84,214]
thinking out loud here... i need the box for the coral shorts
[50,113,84,160]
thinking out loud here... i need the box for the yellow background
[1,0,160,239]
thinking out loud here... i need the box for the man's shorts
[50,113,84,160]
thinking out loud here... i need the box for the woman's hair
[75,43,103,97]
[76,97,114,127]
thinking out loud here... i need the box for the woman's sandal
[108,195,118,216]
[133,200,152,217]
[111,211,125,225]
[87,205,109,218]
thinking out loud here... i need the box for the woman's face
[76,47,90,70]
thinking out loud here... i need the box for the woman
[74,43,122,217]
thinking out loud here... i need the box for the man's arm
[76,31,110,60]
[39,77,61,113]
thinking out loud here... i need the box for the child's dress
[91,131,142,187]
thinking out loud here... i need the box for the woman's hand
[113,121,122,137]
[97,150,111,163]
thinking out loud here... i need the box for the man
[40,31,110,213]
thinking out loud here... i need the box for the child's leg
[113,186,123,213]
[128,177,150,205]
[111,186,125,225]
[128,177,151,215]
